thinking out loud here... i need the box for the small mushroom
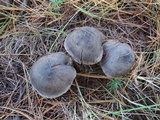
[64,26,105,65]
[30,52,76,98]
[101,39,135,77]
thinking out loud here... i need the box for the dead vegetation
[0,0,160,120]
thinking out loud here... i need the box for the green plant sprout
[107,79,122,94]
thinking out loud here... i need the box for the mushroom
[30,52,76,98]
[100,39,135,77]
[64,26,105,65]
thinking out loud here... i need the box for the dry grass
[0,0,160,120]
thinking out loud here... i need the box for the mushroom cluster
[30,26,135,98]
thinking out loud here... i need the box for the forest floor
[0,0,160,120]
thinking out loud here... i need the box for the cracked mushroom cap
[30,52,76,98]
[64,26,105,65]
[101,39,135,77]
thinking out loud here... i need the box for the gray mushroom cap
[101,39,135,77]
[64,26,105,65]
[30,52,76,98]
